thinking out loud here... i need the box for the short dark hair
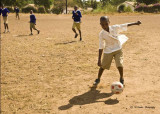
[100,16,109,22]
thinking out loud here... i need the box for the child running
[0,4,10,33]
[29,10,40,35]
[72,6,82,41]
[93,16,141,86]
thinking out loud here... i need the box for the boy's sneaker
[75,33,78,38]
[37,30,40,34]
[120,78,124,85]
[80,37,82,41]
[93,79,100,85]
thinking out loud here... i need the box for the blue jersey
[72,10,82,22]
[30,14,36,24]
[1,8,10,17]
[15,8,19,13]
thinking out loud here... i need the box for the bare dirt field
[1,13,160,114]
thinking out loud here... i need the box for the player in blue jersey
[29,10,40,35]
[72,6,82,41]
[14,6,20,20]
[0,4,10,33]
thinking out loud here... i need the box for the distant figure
[29,10,40,35]
[0,4,10,33]
[72,6,82,41]
[14,6,20,20]
[93,16,141,86]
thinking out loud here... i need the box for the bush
[6,7,14,13]
[152,3,160,11]
[51,7,63,14]
[22,6,37,13]
[38,6,46,13]
[124,6,133,12]
[118,4,125,12]
[92,3,116,14]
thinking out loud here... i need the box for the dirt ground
[1,13,160,114]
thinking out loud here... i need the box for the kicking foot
[74,33,78,38]
[93,79,100,86]
[120,78,124,85]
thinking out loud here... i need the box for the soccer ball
[111,82,123,94]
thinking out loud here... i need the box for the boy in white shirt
[94,16,141,86]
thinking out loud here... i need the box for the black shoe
[80,37,82,41]
[37,30,40,34]
[93,79,100,85]
[120,78,124,85]
[75,33,78,38]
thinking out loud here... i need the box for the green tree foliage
[136,0,159,5]
[1,0,33,7]
[34,0,53,9]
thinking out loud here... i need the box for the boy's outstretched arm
[98,49,103,67]
[128,21,141,26]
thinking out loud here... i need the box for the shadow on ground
[55,41,77,45]
[58,87,118,110]
[13,34,30,37]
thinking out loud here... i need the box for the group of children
[0,4,40,35]
[0,4,142,87]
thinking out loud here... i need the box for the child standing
[30,10,40,35]
[93,16,141,86]
[14,6,20,20]
[0,4,10,33]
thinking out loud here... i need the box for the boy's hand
[137,21,141,25]
[98,60,102,67]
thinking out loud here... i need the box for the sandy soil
[1,13,160,114]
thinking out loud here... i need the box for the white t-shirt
[99,23,129,53]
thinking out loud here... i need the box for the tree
[1,0,34,7]
[136,0,159,5]
[34,0,53,9]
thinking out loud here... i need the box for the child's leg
[33,26,40,34]
[72,22,78,38]
[78,30,82,41]
[72,28,77,34]
[114,50,124,84]
[18,14,20,20]
[6,24,9,30]
[4,23,6,30]
[98,67,104,80]
[118,67,123,79]
[30,27,33,34]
